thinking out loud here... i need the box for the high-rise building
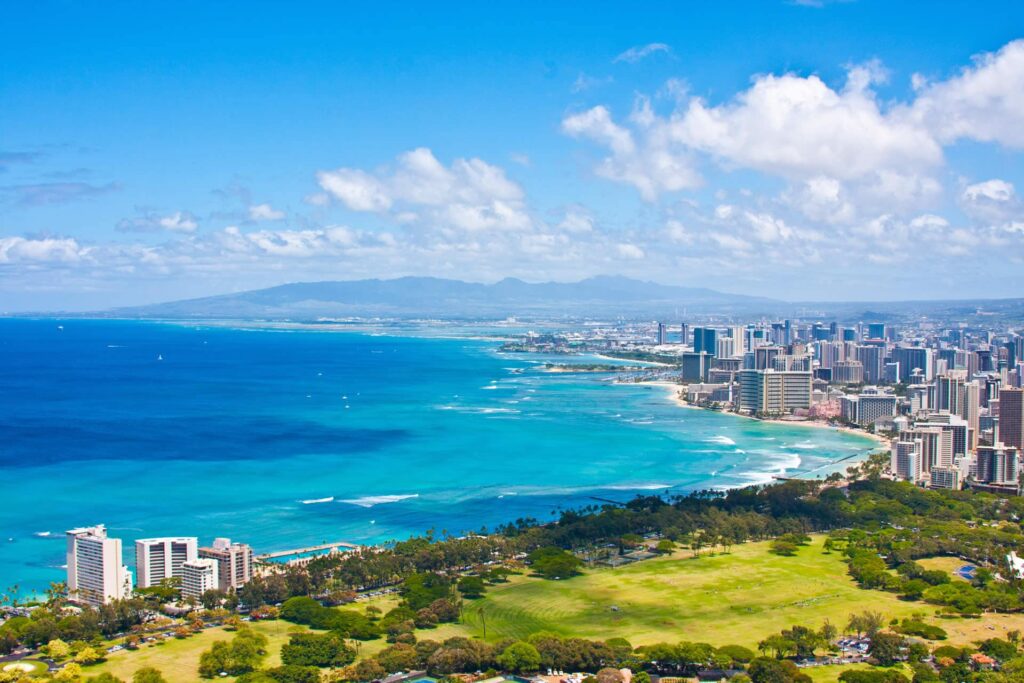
[681,352,712,383]
[832,360,865,385]
[856,345,884,384]
[66,525,132,607]
[135,537,198,588]
[657,322,667,345]
[736,369,812,414]
[975,445,1020,486]
[730,326,747,355]
[866,323,885,340]
[891,439,923,482]
[930,466,961,490]
[999,388,1024,450]
[840,392,897,427]
[680,323,689,347]
[893,346,934,383]
[693,328,718,356]
[181,558,219,600]
[198,538,254,591]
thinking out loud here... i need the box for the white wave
[341,494,419,508]
[735,449,747,454]
[481,385,498,390]
[706,435,737,446]
[790,441,817,450]
[605,483,673,490]
[34,531,54,538]
[300,497,334,505]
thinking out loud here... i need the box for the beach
[638,379,889,447]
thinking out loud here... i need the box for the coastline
[635,379,888,448]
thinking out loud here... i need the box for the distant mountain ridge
[113,275,779,319]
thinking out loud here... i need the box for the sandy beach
[636,379,889,448]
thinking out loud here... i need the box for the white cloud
[615,243,645,259]
[0,236,89,263]
[317,148,529,231]
[159,211,199,233]
[964,178,1015,203]
[960,178,1021,226]
[558,207,595,234]
[671,67,941,181]
[117,209,199,234]
[614,43,672,64]
[248,203,286,221]
[562,105,701,200]
[909,39,1024,148]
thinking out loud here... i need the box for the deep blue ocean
[0,319,876,594]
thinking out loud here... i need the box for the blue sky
[2,1,1024,310]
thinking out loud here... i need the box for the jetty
[257,540,361,562]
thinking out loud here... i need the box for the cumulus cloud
[248,203,286,221]
[960,178,1022,226]
[562,104,701,200]
[317,148,530,231]
[562,39,1024,229]
[614,43,672,64]
[909,40,1024,148]
[0,236,89,263]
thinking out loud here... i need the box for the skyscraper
[999,387,1024,450]
[693,328,718,357]
[135,537,198,588]
[657,322,667,345]
[66,525,132,607]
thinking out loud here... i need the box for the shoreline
[638,379,888,447]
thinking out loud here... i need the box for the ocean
[0,318,876,594]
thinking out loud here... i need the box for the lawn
[1,660,48,677]
[437,537,926,649]
[916,556,970,582]
[804,663,910,683]
[85,619,309,683]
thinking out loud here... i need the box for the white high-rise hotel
[66,525,132,606]
[135,537,198,588]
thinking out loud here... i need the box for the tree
[596,669,625,683]
[747,657,811,683]
[770,540,798,557]
[868,633,904,667]
[92,675,126,683]
[847,612,885,638]
[759,635,795,659]
[353,659,386,682]
[633,672,652,683]
[376,643,419,673]
[45,638,72,661]
[527,548,583,580]
[133,668,169,683]
[280,632,355,668]
[74,646,103,665]
[54,663,82,682]
[655,539,676,554]
[497,642,542,673]
[457,576,486,599]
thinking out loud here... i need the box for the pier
[257,540,361,562]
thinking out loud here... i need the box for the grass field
[805,663,911,683]
[917,556,970,581]
[432,537,927,648]
[83,536,1022,680]
[85,619,309,682]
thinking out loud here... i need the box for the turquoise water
[0,319,876,594]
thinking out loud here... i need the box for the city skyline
[2,2,1024,310]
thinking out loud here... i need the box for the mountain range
[112,276,779,319]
